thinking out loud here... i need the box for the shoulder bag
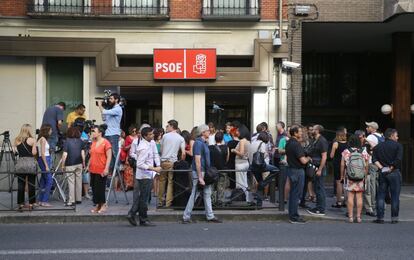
[15,141,37,174]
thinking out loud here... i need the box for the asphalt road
[0,221,413,260]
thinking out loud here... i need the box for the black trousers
[90,173,107,204]
[16,174,36,205]
[128,179,152,223]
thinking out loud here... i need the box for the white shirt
[160,131,185,162]
[208,133,216,145]
[366,132,382,163]
[130,138,160,179]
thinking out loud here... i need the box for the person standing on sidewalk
[307,124,328,216]
[372,128,403,224]
[158,120,185,207]
[285,125,310,224]
[41,102,65,153]
[127,127,162,227]
[182,124,221,224]
[97,93,122,172]
[364,121,384,217]
[89,124,112,214]
[37,124,53,207]
[61,127,86,206]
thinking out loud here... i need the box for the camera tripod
[0,131,16,194]
[106,146,129,205]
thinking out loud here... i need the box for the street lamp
[381,103,414,118]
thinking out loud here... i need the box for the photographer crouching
[97,93,123,172]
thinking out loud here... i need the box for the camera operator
[285,125,311,224]
[41,102,66,153]
[97,93,123,171]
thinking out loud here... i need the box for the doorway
[120,87,162,130]
[205,87,251,129]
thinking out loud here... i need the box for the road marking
[0,247,344,255]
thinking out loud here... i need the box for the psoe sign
[153,49,216,80]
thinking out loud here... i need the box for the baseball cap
[365,122,379,130]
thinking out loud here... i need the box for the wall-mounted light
[272,30,282,47]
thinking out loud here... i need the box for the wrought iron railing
[28,0,169,17]
[202,0,261,20]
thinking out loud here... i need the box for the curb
[0,211,330,224]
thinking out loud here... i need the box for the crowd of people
[11,92,404,226]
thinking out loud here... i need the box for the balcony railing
[202,0,261,21]
[28,0,169,19]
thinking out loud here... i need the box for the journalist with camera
[97,92,123,171]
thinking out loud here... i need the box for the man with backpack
[182,124,221,224]
[365,121,385,217]
[372,128,403,224]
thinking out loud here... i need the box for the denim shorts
[82,171,90,184]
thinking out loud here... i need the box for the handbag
[15,141,37,174]
[305,162,318,179]
[202,143,219,185]
[251,142,266,171]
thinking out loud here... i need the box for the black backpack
[252,142,266,171]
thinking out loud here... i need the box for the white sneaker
[84,194,92,200]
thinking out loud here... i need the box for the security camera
[282,61,301,69]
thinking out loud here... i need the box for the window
[34,0,91,13]
[203,0,259,16]
[112,0,168,15]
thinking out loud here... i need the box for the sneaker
[391,220,399,224]
[140,221,156,227]
[207,218,222,223]
[372,219,385,224]
[84,194,92,200]
[307,208,326,216]
[127,215,137,226]
[299,203,309,209]
[366,211,376,217]
[289,218,307,224]
[181,219,193,224]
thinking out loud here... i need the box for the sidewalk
[1,186,413,224]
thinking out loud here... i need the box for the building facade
[0,0,290,138]
[289,0,414,183]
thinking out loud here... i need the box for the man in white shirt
[365,121,384,217]
[127,127,161,227]
[158,120,185,207]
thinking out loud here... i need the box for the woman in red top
[121,125,138,190]
[89,124,112,213]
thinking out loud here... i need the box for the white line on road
[0,247,344,255]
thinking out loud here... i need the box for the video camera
[95,89,126,109]
[0,131,10,140]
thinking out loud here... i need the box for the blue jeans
[183,173,215,221]
[38,156,52,203]
[252,164,280,206]
[313,168,326,212]
[128,178,152,223]
[48,135,58,152]
[287,167,305,220]
[106,135,120,172]
[376,170,402,220]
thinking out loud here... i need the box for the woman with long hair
[231,125,253,205]
[121,125,138,190]
[330,130,348,207]
[181,130,194,166]
[14,124,37,211]
[37,124,53,207]
[89,124,112,213]
[341,134,369,223]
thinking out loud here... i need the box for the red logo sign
[153,49,216,80]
